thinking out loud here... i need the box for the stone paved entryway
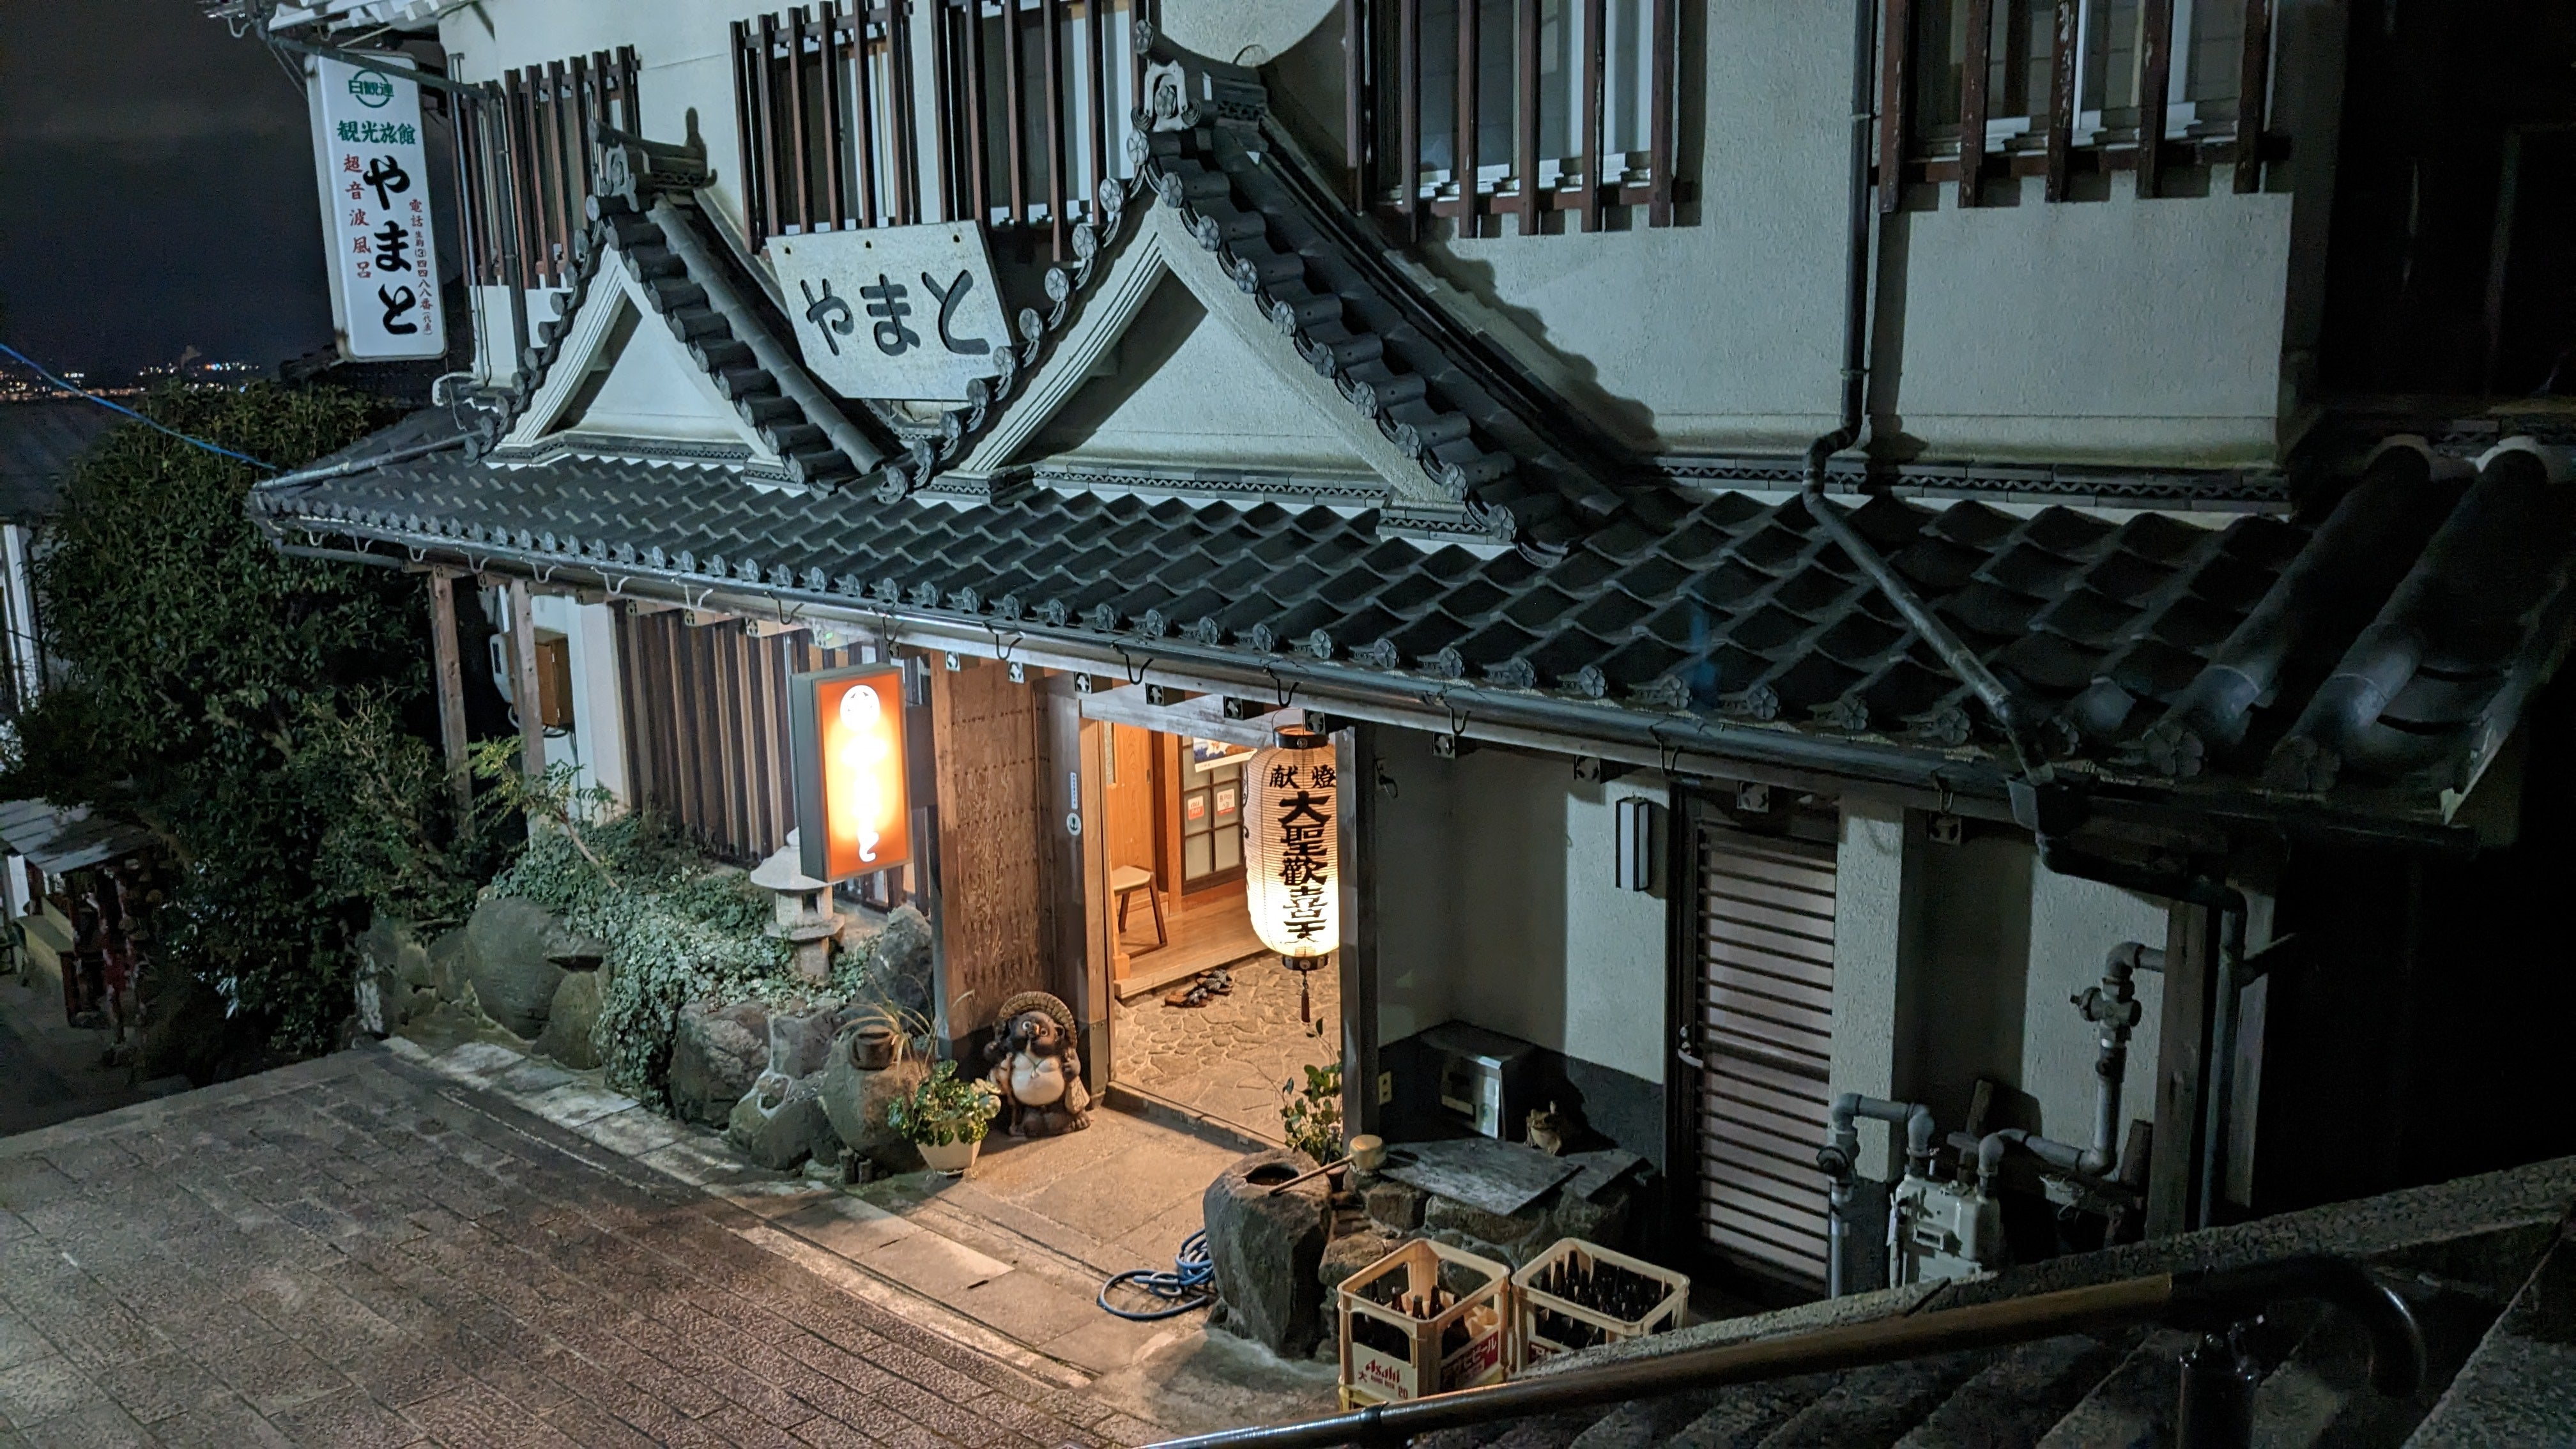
[1108,962,1340,1146]
[0,1042,1336,1447]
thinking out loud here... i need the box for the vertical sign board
[305,56,445,360]
[792,664,914,882]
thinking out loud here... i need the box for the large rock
[818,1025,928,1172]
[765,998,843,1079]
[352,916,437,1037]
[464,897,586,1039]
[726,1071,839,1172]
[535,969,604,1070]
[669,1000,770,1126]
[857,905,934,1020]
[1203,1149,1331,1358]
[425,926,473,1004]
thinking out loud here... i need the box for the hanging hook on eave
[1648,719,1683,777]
[1117,646,1154,687]
[1264,665,1301,712]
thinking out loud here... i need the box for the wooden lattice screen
[456,47,643,289]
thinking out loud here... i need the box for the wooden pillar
[2148,899,2216,1238]
[507,578,546,795]
[1337,721,1382,1138]
[427,572,474,836]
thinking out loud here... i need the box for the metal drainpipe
[1818,1093,1936,1297]
[1802,0,2055,785]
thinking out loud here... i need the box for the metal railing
[1146,1254,2424,1449]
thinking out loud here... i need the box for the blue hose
[1098,1229,1215,1320]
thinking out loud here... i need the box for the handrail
[1144,1254,2423,1449]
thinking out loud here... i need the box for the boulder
[859,905,935,1018]
[535,969,604,1070]
[818,1025,928,1172]
[765,998,843,1079]
[1319,1223,1404,1298]
[669,1000,770,1126]
[1202,1149,1330,1358]
[353,916,439,1037]
[464,897,581,1039]
[726,1071,839,1172]
[426,926,473,1004]
[1362,1179,1429,1233]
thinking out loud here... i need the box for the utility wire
[0,342,280,471]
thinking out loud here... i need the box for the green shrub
[886,1061,1002,1147]
[0,383,482,1059]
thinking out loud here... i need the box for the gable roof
[244,84,2576,840]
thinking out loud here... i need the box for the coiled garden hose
[1098,1229,1215,1321]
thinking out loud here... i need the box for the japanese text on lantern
[307,57,443,360]
[1246,751,1339,959]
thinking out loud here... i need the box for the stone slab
[1379,1137,1580,1218]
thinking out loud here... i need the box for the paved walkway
[0,1043,1335,1447]
[0,967,176,1138]
[1107,964,1340,1146]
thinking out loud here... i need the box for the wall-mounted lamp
[1615,796,1664,893]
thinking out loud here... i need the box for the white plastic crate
[1510,1238,1688,1368]
[1336,1238,1513,1408]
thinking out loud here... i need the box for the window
[1885,0,2274,206]
[1351,0,1682,238]
[731,1,1142,262]
[455,48,643,289]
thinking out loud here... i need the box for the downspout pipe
[1818,1093,1935,1298]
[1804,0,2055,785]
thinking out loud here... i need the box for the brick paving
[0,1048,1170,1448]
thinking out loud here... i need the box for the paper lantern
[792,664,913,882]
[1241,736,1340,960]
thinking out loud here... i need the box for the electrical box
[1889,1175,2004,1287]
[1420,1022,1540,1140]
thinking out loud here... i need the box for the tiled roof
[1126,38,1630,551]
[250,433,2576,824]
[0,401,113,521]
[245,48,2576,831]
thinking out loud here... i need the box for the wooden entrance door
[1685,806,1840,1290]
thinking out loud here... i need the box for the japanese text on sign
[306,57,443,360]
[771,226,1008,402]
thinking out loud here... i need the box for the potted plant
[886,1060,1002,1174]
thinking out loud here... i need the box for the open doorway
[1096,722,1340,1143]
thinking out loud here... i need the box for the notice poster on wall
[305,54,445,360]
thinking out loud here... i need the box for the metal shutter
[1693,819,1837,1285]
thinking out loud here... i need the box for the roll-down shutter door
[1692,818,1837,1286]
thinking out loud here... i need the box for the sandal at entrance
[1203,969,1233,995]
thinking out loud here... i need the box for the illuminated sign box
[791,664,913,882]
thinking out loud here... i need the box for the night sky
[0,3,333,378]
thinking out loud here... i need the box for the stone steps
[1381,1158,2576,1449]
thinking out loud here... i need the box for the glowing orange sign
[794,665,912,881]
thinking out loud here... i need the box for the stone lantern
[751,829,841,985]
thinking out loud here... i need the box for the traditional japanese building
[238,0,2576,1306]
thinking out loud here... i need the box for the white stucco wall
[1373,736,1668,1084]
[1830,794,1907,1177]
[1894,175,2296,465]
[2020,866,2168,1153]
[1048,279,1383,475]
[526,593,630,811]
[1159,0,1338,66]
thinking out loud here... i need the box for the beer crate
[1335,1238,1513,1409]
[1510,1238,1688,1369]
